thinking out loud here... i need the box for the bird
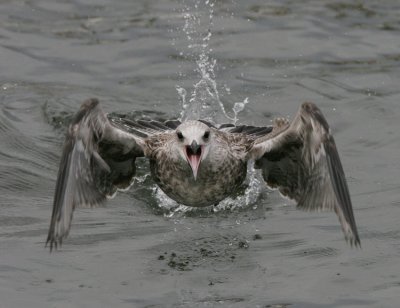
[46,98,360,250]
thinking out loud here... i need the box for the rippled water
[1,1,400,307]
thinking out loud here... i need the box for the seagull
[46,98,360,250]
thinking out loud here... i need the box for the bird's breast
[149,156,247,207]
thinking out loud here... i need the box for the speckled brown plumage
[147,129,250,207]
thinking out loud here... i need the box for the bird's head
[174,121,212,180]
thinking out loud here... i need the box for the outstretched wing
[250,102,360,246]
[46,99,149,250]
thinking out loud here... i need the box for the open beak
[185,140,202,180]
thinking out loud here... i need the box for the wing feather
[46,98,146,250]
[108,116,177,138]
[219,124,273,138]
[251,102,360,246]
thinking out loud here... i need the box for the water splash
[175,0,248,124]
[153,186,180,212]
[212,163,264,212]
[232,97,249,125]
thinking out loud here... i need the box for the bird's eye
[177,131,184,140]
[203,131,210,139]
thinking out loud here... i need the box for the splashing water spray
[176,0,249,124]
[155,0,264,214]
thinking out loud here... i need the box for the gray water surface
[1,1,400,307]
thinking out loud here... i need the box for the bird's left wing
[249,102,360,246]
[46,98,162,250]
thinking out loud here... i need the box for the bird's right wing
[250,102,360,246]
[46,99,149,250]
